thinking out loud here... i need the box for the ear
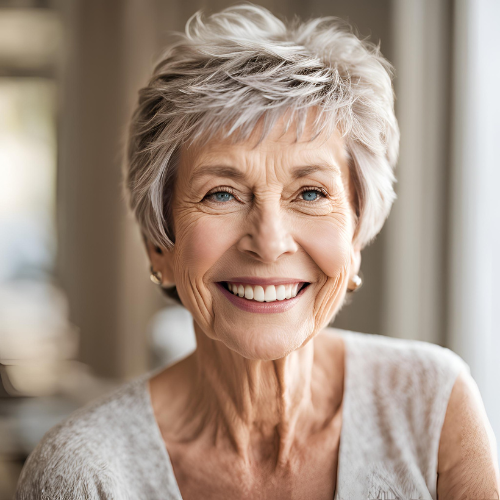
[144,238,175,286]
[350,244,362,278]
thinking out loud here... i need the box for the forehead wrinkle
[186,135,345,188]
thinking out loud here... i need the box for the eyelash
[203,186,329,203]
[204,186,239,203]
[297,186,329,201]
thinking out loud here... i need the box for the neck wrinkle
[192,322,316,465]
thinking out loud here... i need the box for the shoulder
[332,328,470,443]
[340,329,469,410]
[438,370,500,498]
[331,328,469,383]
[15,375,150,500]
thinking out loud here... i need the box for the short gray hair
[124,4,399,251]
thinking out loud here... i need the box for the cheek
[293,214,353,330]
[173,213,240,282]
[295,216,353,278]
[172,213,241,329]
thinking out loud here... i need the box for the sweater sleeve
[15,422,128,500]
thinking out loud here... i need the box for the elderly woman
[16,4,499,500]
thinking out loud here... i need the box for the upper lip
[220,277,309,286]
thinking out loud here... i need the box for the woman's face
[155,116,360,360]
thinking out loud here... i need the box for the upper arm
[15,433,120,500]
[437,369,500,500]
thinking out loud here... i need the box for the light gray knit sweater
[15,330,469,499]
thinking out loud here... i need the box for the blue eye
[301,190,320,201]
[212,191,234,202]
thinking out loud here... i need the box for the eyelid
[203,185,241,202]
[297,186,329,200]
[202,185,329,203]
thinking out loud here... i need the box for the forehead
[179,113,349,182]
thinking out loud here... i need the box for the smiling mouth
[220,282,311,302]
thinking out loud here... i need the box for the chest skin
[163,407,342,500]
[150,330,346,500]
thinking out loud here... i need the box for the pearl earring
[347,274,363,293]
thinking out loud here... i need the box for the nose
[237,202,298,263]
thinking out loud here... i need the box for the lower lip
[215,282,308,314]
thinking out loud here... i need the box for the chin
[218,322,314,361]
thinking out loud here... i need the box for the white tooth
[244,285,254,300]
[291,283,299,298]
[276,285,286,301]
[230,284,236,294]
[237,284,245,297]
[264,285,276,302]
[254,285,265,302]
[285,285,292,299]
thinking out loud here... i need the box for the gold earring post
[150,266,163,285]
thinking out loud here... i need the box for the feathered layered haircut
[124,3,399,251]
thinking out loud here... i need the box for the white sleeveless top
[15,330,469,500]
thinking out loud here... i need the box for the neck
[188,322,317,465]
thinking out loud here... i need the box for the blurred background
[0,0,498,496]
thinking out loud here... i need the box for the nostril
[243,249,261,260]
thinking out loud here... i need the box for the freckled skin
[148,115,355,499]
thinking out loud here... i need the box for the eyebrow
[191,165,246,182]
[290,163,341,179]
[191,162,340,182]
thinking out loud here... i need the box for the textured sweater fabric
[15,330,469,499]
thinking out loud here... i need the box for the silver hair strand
[124,3,399,250]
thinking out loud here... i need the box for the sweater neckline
[138,329,356,499]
